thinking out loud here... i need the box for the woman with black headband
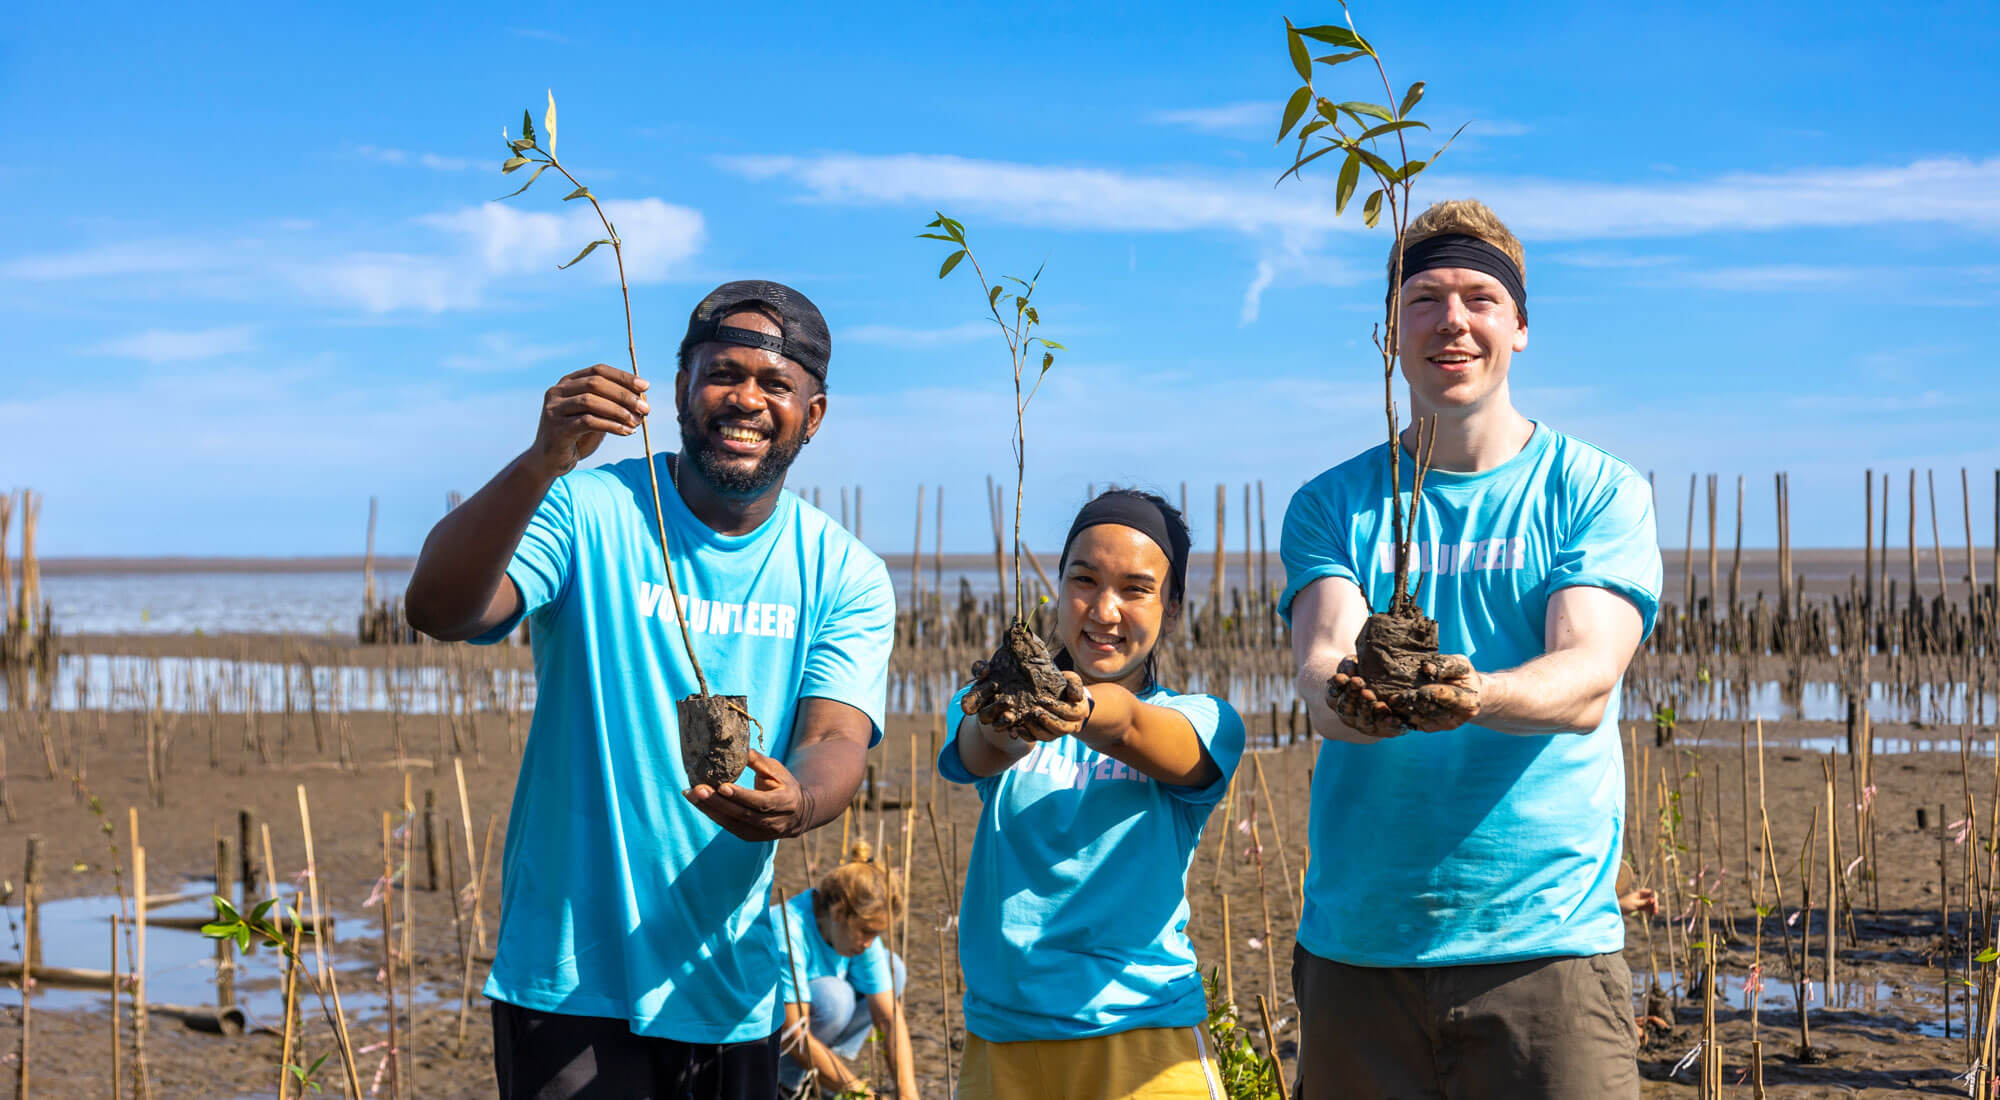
[937,489,1246,1099]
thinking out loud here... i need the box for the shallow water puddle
[2,880,441,1029]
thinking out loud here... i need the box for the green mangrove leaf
[1362,189,1383,227]
[1295,24,1369,51]
[1287,28,1311,82]
[1398,81,1425,119]
[558,239,611,269]
[1335,151,1360,213]
[939,250,966,278]
[1279,86,1312,142]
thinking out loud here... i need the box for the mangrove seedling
[1275,5,1469,722]
[497,92,755,788]
[921,215,1072,719]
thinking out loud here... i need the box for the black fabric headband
[679,317,828,381]
[1395,234,1527,323]
[1059,494,1189,603]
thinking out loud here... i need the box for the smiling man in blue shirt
[1282,201,1661,1099]
[405,281,894,1100]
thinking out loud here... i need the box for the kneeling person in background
[771,843,919,1100]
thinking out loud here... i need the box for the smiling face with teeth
[1057,524,1181,691]
[675,308,825,505]
[1396,266,1529,421]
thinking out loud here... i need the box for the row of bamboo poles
[1,488,54,675]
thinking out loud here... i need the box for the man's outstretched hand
[685,750,815,842]
[1405,654,1484,732]
[1329,653,1487,737]
[1328,657,1404,739]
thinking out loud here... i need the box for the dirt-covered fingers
[1404,681,1480,732]
[1417,653,1476,685]
[1331,680,1401,739]
[961,680,1000,717]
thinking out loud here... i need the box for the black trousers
[492,999,781,1100]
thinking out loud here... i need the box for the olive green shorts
[1291,944,1639,1099]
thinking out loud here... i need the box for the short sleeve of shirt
[849,939,893,996]
[936,683,981,787]
[798,556,896,747]
[1278,474,1358,625]
[470,475,577,646]
[1152,693,1244,808]
[1548,463,1662,639]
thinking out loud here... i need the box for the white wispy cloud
[0,242,224,280]
[442,331,583,372]
[7,197,705,314]
[842,321,995,346]
[416,197,704,284]
[1147,101,1281,137]
[724,152,2000,240]
[1678,265,1867,291]
[358,145,472,171]
[88,325,257,363]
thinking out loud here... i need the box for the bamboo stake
[453,758,486,951]
[277,898,303,1100]
[1251,754,1299,924]
[16,835,37,1100]
[129,810,150,1100]
[1257,993,1291,1100]
[297,786,364,1098]
[378,812,402,1100]
[109,914,121,1100]
[1221,893,1234,1008]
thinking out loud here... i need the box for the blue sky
[5,2,1999,558]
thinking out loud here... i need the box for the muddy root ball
[679,693,752,789]
[981,620,1069,714]
[1353,605,1441,716]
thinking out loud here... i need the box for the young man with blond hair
[1281,199,1662,1098]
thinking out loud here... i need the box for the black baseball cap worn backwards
[678,279,833,381]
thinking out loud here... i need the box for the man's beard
[678,411,805,499]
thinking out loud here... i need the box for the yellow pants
[956,1026,1225,1100]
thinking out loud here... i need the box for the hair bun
[845,840,874,864]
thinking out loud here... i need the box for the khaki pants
[1291,945,1638,1100]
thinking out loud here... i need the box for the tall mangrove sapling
[921,215,1075,721]
[1275,6,1470,724]
[497,92,755,787]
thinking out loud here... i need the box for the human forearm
[784,733,868,833]
[1076,684,1218,786]
[891,1013,919,1099]
[1472,648,1621,735]
[405,450,554,640]
[952,710,1031,778]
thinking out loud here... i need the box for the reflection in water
[1,882,439,1027]
[2,654,534,716]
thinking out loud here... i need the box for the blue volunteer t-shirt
[1278,421,1661,968]
[471,453,895,1042]
[938,682,1245,1042]
[768,889,894,1005]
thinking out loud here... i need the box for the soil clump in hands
[680,693,753,789]
[962,621,1071,730]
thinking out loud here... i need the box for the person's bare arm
[1411,586,1644,735]
[404,364,647,641]
[1289,577,1401,742]
[1073,679,1219,787]
[686,697,870,841]
[951,706,1034,778]
[782,1001,869,1095]
[867,990,921,1100]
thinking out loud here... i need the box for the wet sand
[2,661,1993,1096]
